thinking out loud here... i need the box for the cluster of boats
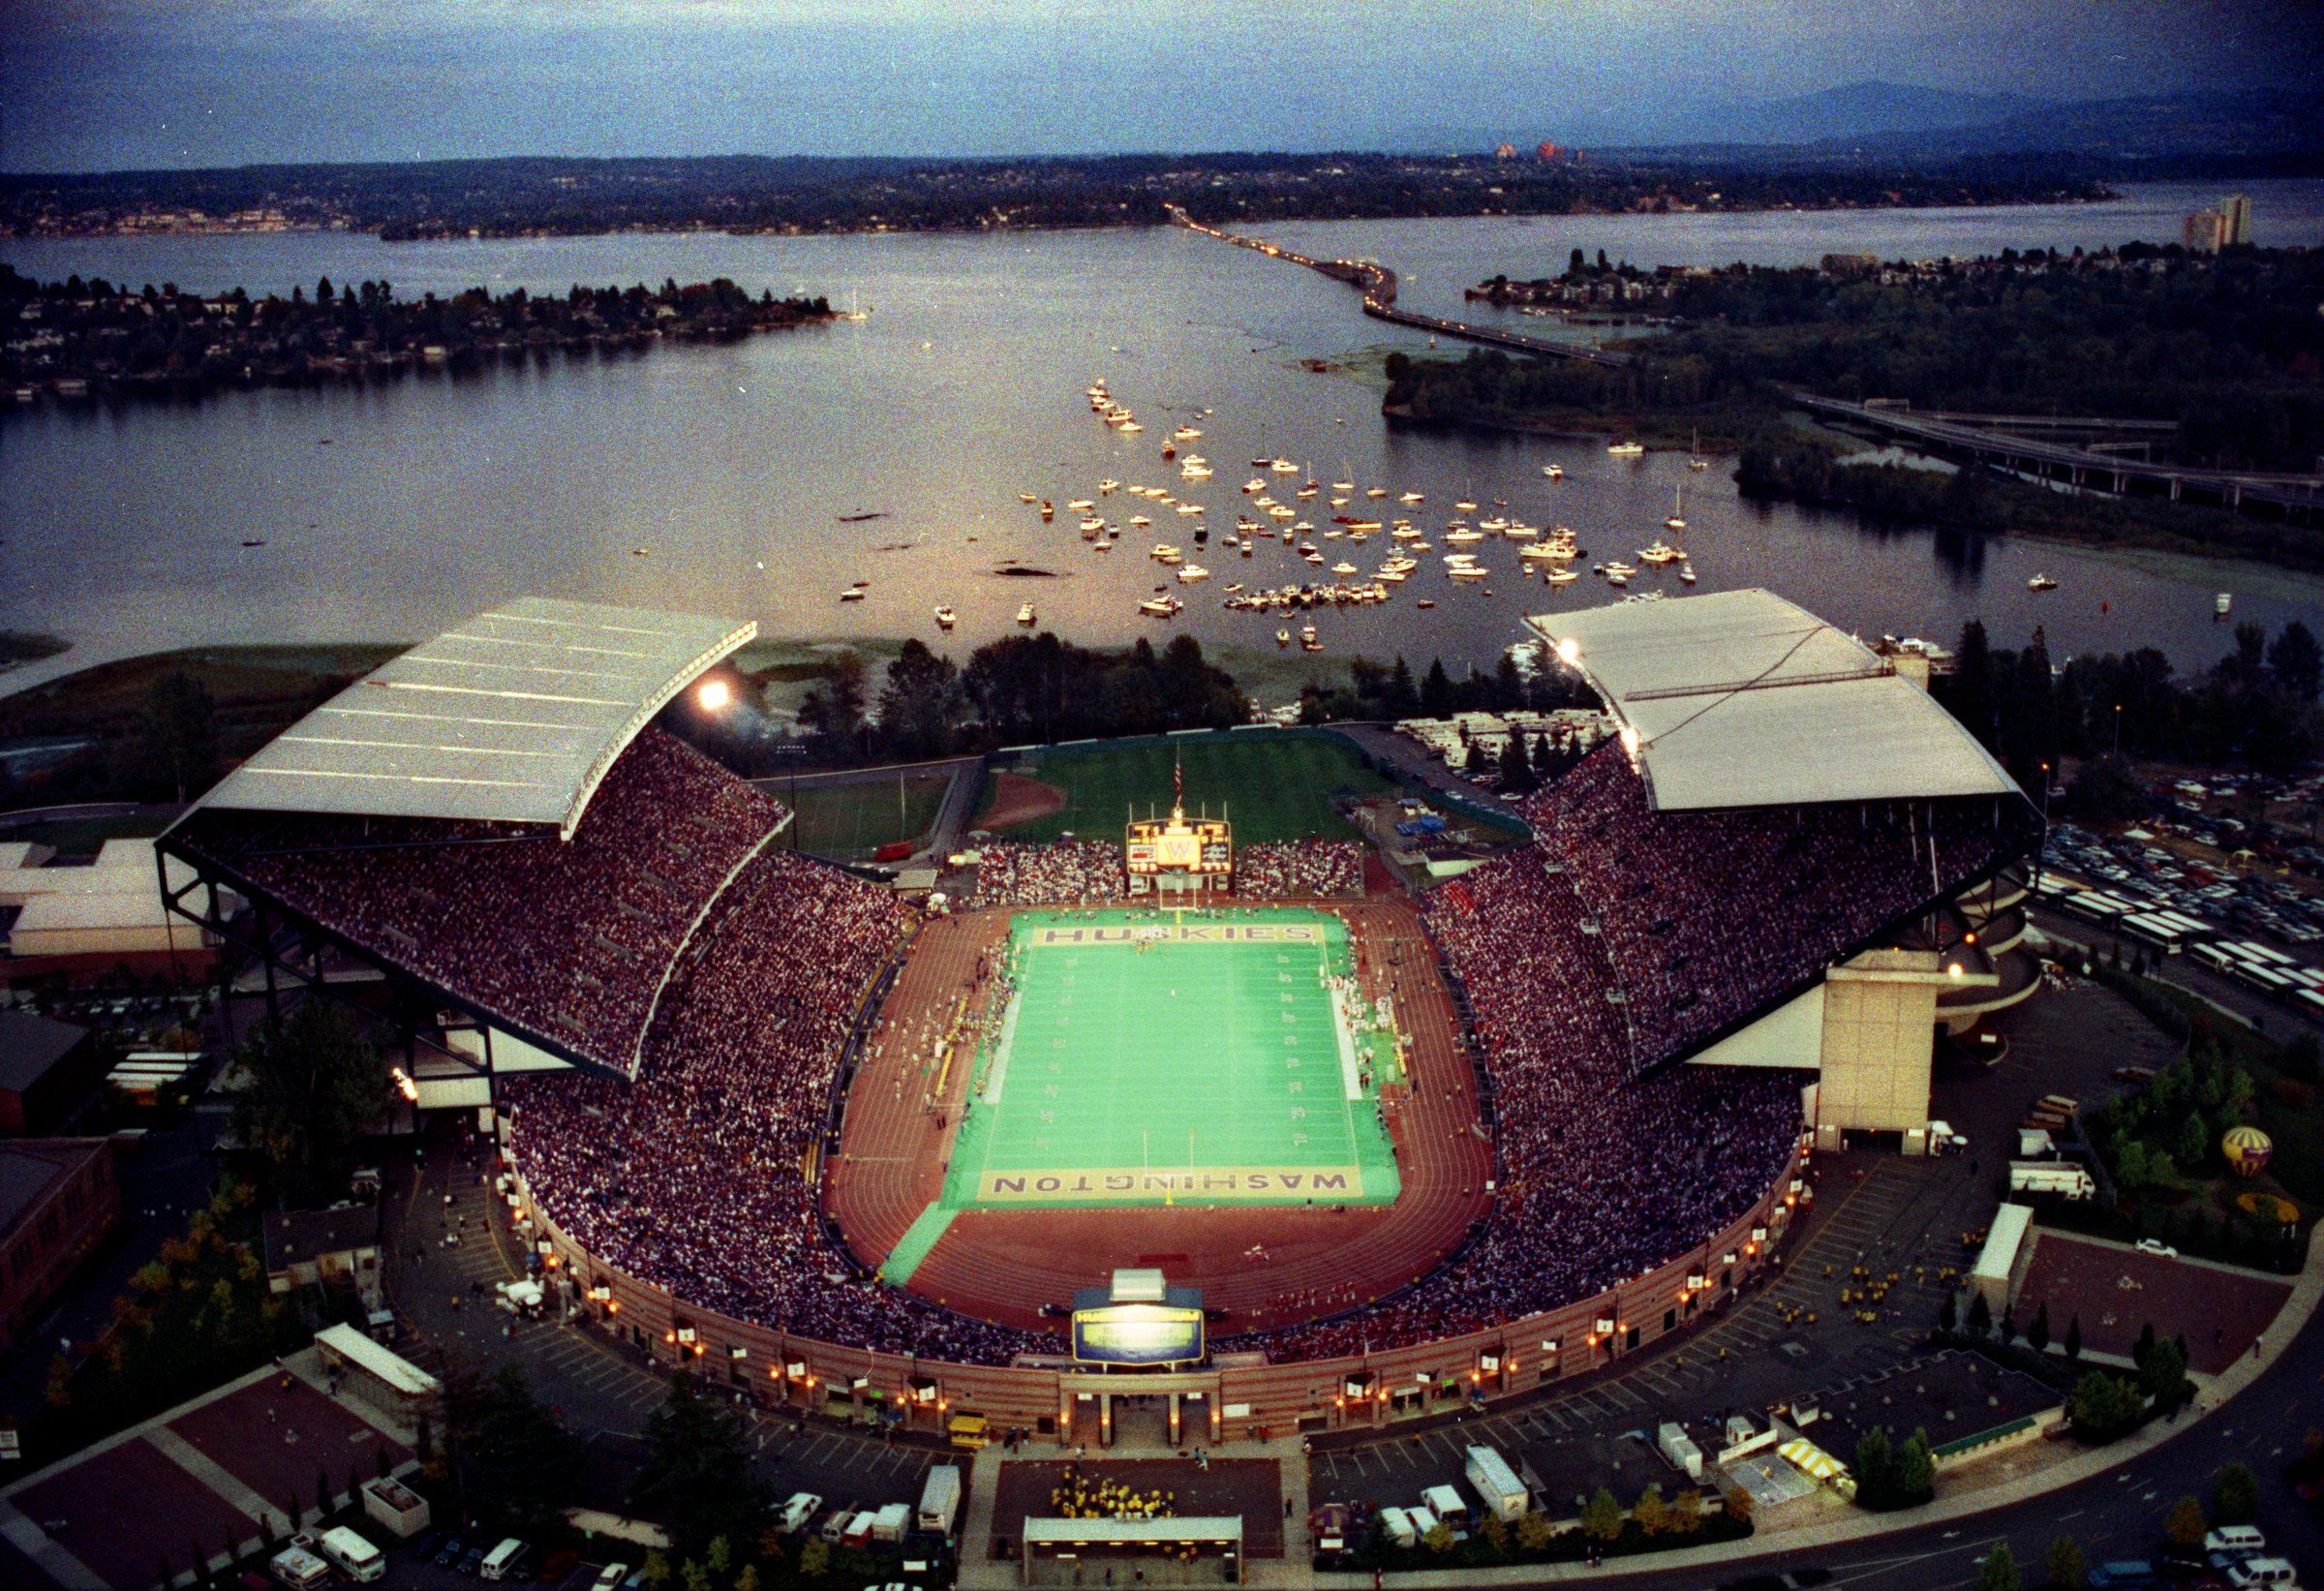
[979,381,1724,645]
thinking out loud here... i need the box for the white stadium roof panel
[1526,588,2018,811]
[198,597,754,837]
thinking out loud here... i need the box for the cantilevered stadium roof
[198,597,754,838]
[1526,589,2019,811]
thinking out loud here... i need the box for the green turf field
[786,770,953,859]
[978,730,1403,843]
[940,907,1401,1210]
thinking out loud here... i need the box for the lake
[5,176,2321,703]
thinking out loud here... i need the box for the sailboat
[1666,485,1687,532]
[1688,428,1708,471]
[838,288,872,322]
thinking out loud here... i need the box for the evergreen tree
[2027,1300,2051,1354]
[2064,1314,2083,1360]
[1579,1487,1625,1543]
[2046,1536,2086,1590]
[1978,1542,2018,1591]
[627,1372,774,1565]
[2216,1461,2259,1524]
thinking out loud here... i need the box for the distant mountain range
[1422,79,2323,162]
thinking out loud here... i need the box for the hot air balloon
[2221,1125,2273,1178]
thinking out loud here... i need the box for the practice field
[786,769,953,859]
[977,730,1401,842]
[941,908,1401,1209]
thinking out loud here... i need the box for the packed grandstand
[163,593,2041,1372]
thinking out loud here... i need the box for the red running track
[824,899,1493,1338]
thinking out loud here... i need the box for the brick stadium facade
[509,1146,1805,1445]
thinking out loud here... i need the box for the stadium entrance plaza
[354,964,2293,1588]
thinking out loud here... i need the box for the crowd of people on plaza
[191,728,787,1078]
[1232,840,1365,900]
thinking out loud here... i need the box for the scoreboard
[1125,814,1232,884]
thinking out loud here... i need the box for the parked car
[460,1545,487,1576]
[2135,1239,2179,1258]
[436,1539,467,1569]
[535,1549,579,1582]
[2087,1562,2156,1588]
[591,1564,631,1591]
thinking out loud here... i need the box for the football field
[940,908,1401,1209]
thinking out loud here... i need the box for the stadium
[160,590,2041,1450]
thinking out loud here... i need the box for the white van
[1420,1484,1469,1527]
[2225,1559,2297,1589]
[267,1545,332,1591]
[1378,1506,1417,1547]
[2205,1525,2266,1557]
[318,1526,385,1582]
[777,1491,824,1533]
[479,1537,529,1581]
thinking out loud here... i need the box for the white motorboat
[1544,567,1579,585]
[933,606,958,628]
[1017,602,1037,626]
[1174,425,1202,440]
[1543,463,1565,479]
[1177,564,1210,583]
[1607,440,1645,457]
[2028,573,2059,592]
[1276,628,1293,648]
[1150,543,1182,564]
[1067,498,1095,511]
[1099,478,1120,494]
[840,585,868,601]
[1140,595,1184,617]
[1270,457,1301,474]
[1679,564,1697,584]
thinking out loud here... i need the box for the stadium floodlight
[1555,637,1581,666]
[696,678,733,712]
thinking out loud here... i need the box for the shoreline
[0,188,2122,248]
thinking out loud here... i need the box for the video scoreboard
[1125,816,1233,876]
[1070,1270,1207,1365]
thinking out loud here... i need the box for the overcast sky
[1,0,2311,172]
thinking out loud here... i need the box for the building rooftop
[1525,589,2019,811]
[192,597,755,839]
[0,1139,106,1231]
[0,1009,92,1095]
[262,1205,382,1273]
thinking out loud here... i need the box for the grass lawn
[785,769,954,859]
[977,730,1398,843]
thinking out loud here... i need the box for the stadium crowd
[504,845,1047,1361]
[229,723,2033,1368]
[1233,840,1365,900]
[180,728,787,1078]
[970,839,1128,907]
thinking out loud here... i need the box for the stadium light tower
[697,678,733,713]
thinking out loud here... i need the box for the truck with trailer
[1464,1446,1530,1522]
[916,1465,963,1537]
[2010,1161,2097,1200]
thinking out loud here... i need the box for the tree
[2046,1535,2086,1589]
[1421,658,1456,719]
[230,1000,391,1208]
[1721,1485,1752,1527]
[1979,1542,2018,1591]
[2065,755,2144,824]
[1579,1486,1625,1543]
[1498,736,1538,793]
[2164,1494,2208,1547]
[798,653,869,756]
[797,1539,830,1578]
[142,669,220,803]
[1632,1484,1667,1536]
[440,1363,579,1539]
[1514,1511,1556,1551]
[1422,1519,1456,1554]
[2215,1460,2258,1524]
[1668,1487,1704,1535]
[2177,1111,2212,1172]
[2269,621,2323,701]
[1853,1426,1896,1504]
[627,1372,773,1565]
[2027,1300,2051,1354]
[1939,1290,1958,1333]
[2138,1336,2190,1412]
[2069,1371,2144,1442]
[2064,1314,2083,1361]
[873,640,963,757]
[1965,1290,1993,1338]
[1892,1430,1934,1506]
